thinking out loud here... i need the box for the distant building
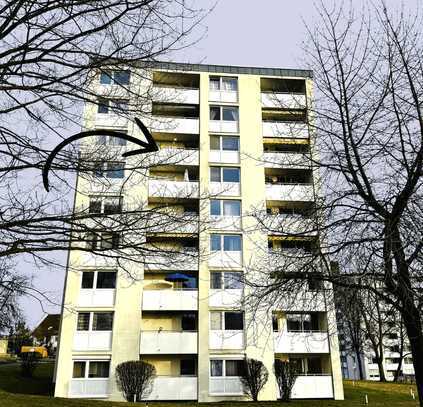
[32,314,60,356]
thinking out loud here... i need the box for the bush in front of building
[116,360,156,402]
[20,351,41,377]
[274,359,299,402]
[241,357,269,401]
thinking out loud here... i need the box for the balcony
[209,120,239,133]
[152,86,199,105]
[208,251,242,269]
[273,291,327,312]
[209,377,243,395]
[261,92,306,109]
[146,376,197,400]
[140,330,197,354]
[69,378,109,398]
[148,117,199,134]
[209,182,240,197]
[265,183,314,202]
[78,289,115,307]
[142,289,198,311]
[73,331,112,351]
[209,330,244,350]
[149,148,199,166]
[95,113,128,128]
[210,215,242,231]
[273,331,329,353]
[262,122,308,139]
[149,180,199,199]
[147,213,198,234]
[209,289,243,307]
[144,250,198,271]
[263,152,310,169]
[209,150,240,164]
[262,214,316,235]
[290,375,333,399]
[209,89,238,103]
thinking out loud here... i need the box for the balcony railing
[209,150,240,164]
[209,289,243,308]
[210,215,242,231]
[261,92,306,109]
[144,250,198,271]
[69,378,109,398]
[209,377,243,395]
[140,330,198,354]
[152,85,199,105]
[262,121,308,139]
[263,152,310,169]
[148,148,199,166]
[95,113,128,128]
[265,183,314,202]
[208,251,242,269]
[290,375,333,399]
[209,330,244,350]
[273,331,329,353]
[209,89,238,103]
[209,181,240,197]
[142,289,198,311]
[149,179,199,199]
[146,212,198,234]
[73,331,112,351]
[146,376,197,400]
[147,117,199,134]
[209,120,239,133]
[261,214,316,235]
[78,289,115,307]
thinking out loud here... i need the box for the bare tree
[116,360,156,402]
[274,359,298,402]
[240,357,269,402]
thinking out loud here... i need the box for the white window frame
[92,161,125,178]
[99,70,131,86]
[209,358,244,377]
[210,166,240,183]
[209,311,244,331]
[210,234,242,253]
[97,98,129,115]
[209,105,239,122]
[210,135,239,152]
[89,196,123,214]
[72,359,111,379]
[210,199,241,217]
[209,76,238,91]
[80,270,117,290]
[76,311,114,332]
[210,271,244,290]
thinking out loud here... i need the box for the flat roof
[143,61,313,78]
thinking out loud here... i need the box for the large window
[209,106,239,121]
[81,270,117,289]
[180,359,196,376]
[181,313,197,331]
[209,76,238,91]
[97,134,127,146]
[210,199,241,217]
[210,234,242,252]
[89,196,123,214]
[100,70,130,85]
[97,98,128,114]
[92,162,125,179]
[210,272,243,289]
[77,312,114,331]
[210,167,240,183]
[210,359,244,377]
[289,357,322,375]
[210,311,244,330]
[85,231,120,251]
[73,360,111,378]
[286,313,319,332]
[210,135,239,151]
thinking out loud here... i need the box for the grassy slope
[0,363,419,407]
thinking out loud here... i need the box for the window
[81,272,94,289]
[77,312,113,331]
[100,232,120,250]
[307,276,323,291]
[210,272,243,289]
[210,135,239,151]
[286,313,319,332]
[209,106,239,121]
[88,361,110,378]
[180,359,196,376]
[89,196,123,214]
[210,167,240,183]
[210,200,241,216]
[209,76,238,91]
[181,313,197,331]
[272,315,279,332]
[72,361,86,378]
[210,311,244,330]
[210,359,243,378]
[97,134,127,146]
[100,70,130,85]
[210,234,242,252]
[97,99,128,114]
[92,162,125,178]
[81,271,117,289]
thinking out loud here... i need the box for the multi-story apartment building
[54,62,344,401]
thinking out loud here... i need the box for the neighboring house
[32,314,60,356]
[0,337,8,355]
[54,61,344,402]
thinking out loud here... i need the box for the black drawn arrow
[42,118,158,191]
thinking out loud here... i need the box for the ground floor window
[72,360,110,378]
[210,359,244,377]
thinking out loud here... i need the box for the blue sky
[21,0,419,328]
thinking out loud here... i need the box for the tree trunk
[355,349,364,380]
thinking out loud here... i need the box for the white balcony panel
[208,251,242,269]
[210,215,241,231]
[144,251,198,271]
[261,92,306,109]
[149,148,199,166]
[274,331,329,354]
[142,290,198,311]
[209,150,240,164]
[265,184,314,202]
[210,182,240,197]
[291,375,333,399]
[95,114,128,128]
[263,152,310,169]
[146,376,197,400]
[209,377,243,395]
[149,180,199,199]
[273,291,327,312]
[152,86,199,104]
[73,331,112,351]
[140,331,197,354]
[69,378,109,398]
[75,252,118,269]
[148,117,199,134]
[209,90,238,103]
[147,213,198,234]
[209,330,244,350]
[209,289,243,308]
[262,214,316,235]
[262,122,308,139]
[80,179,124,195]
[209,120,239,133]
[78,289,115,307]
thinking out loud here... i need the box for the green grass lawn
[0,362,419,407]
